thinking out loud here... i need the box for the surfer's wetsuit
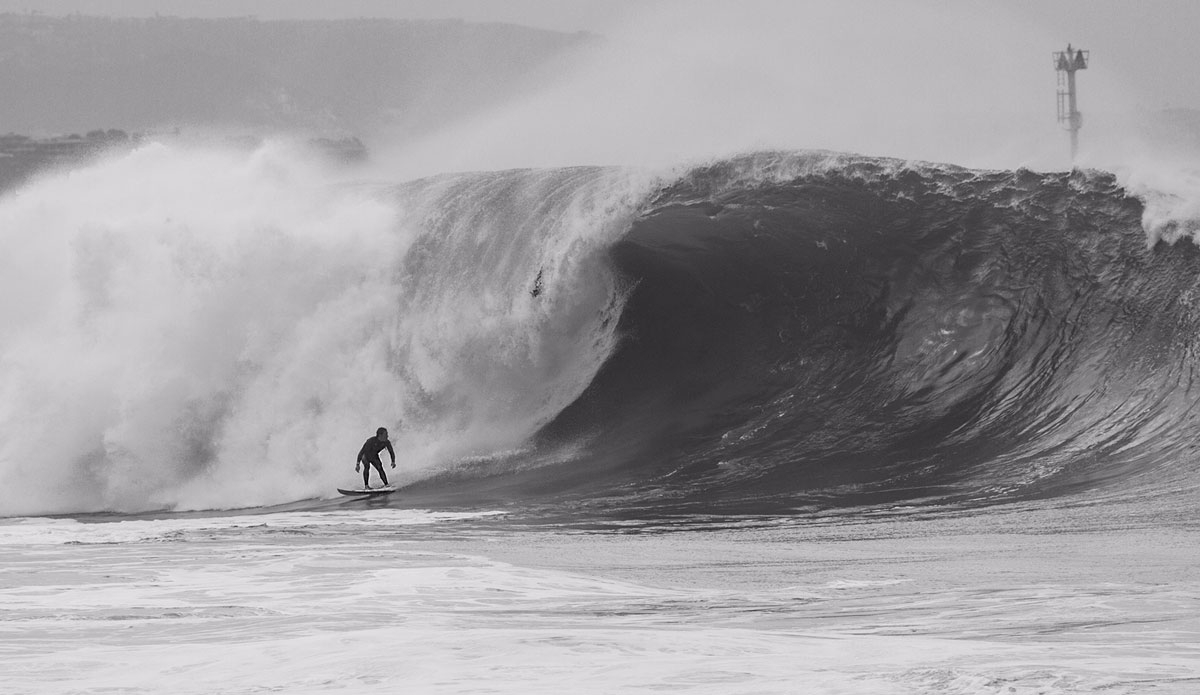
[356,435,395,487]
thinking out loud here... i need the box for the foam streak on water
[2,509,1197,694]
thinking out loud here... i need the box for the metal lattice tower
[1053,44,1089,162]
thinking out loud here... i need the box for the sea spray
[1114,159,1200,246]
[0,141,652,515]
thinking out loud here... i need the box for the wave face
[5,146,1200,516]
[511,152,1200,512]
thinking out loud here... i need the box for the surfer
[355,427,396,489]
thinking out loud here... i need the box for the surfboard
[337,485,399,496]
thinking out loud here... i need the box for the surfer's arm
[386,441,396,467]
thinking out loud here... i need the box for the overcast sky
[0,0,642,32]
[0,0,1194,169]
[0,0,1194,110]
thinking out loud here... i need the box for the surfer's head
[376,427,388,440]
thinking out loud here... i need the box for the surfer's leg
[374,461,389,486]
[362,463,371,488]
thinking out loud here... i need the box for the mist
[376,0,1149,178]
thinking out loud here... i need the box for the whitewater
[0,142,648,515]
[4,135,1200,693]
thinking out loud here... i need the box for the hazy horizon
[0,1,1198,172]
[0,0,1195,110]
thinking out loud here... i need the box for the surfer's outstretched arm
[386,441,396,468]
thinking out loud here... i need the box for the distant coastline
[0,131,367,192]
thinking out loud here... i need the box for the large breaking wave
[520,153,1200,513]
[3,145,1200,516]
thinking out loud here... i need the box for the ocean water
[3,143,1200,693]
[3,500,1198,694]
